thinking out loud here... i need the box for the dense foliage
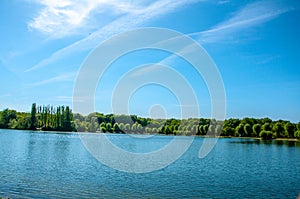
[1,103,300,140]
[0,103,75,131]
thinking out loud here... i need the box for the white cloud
[129,65,164,77]
[28,0,145,38]
[197,0,291,43]
[218,0,230,5]
[130,0,291,77]
[55,95,73,103]
[27,72,76,86]
[27,0,289,73]
[26,0,200,72]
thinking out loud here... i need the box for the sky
[0,0,299,122]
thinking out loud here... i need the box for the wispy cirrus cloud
[26,0,291,73]
[197,0,292,43]
[27,72,76,86]
[129,65,164,77]
[26,0,200,72]
[218,0,231,5]
[131,0,292,77]
[55,95,73,103]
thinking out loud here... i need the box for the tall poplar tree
[30,103,37,130]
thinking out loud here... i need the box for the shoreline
[190,134,299,140]
[197,135,299,142]
[1,128,299,142]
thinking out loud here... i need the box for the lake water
[0,129,299,198]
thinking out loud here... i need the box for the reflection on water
[230,138,300,147]
[0,130,300,199]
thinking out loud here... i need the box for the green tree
[284,122,295,138]
[74,113,85,122]
[113,123,121,133]
[106,123,112,133]
[17,115,31,130]
[62,106,72,131]
[145,127,151,133]
[223,119,240,136]
[243,124,252,137]
[124,123,131,132]
[118,123,125,133]
[30,103,37,130]
[262,123,272,131]
[252,124,261,137]
[88,117,98,132]
[294,130,300,139]
[100,122,107,133]
[75,119,86,132]
[215,124,222,136]
[208,124,215,135]
[222,126,235,136]
[152,127,158,134]
[295,122,300,139]
[131,123,137,132]
[197,125,205,135]
[260,118,272,125]
[241,117,256,126]
[184,125,192,136]
[273,122,285,138]
[191,125,198,135]
[259,130,273,140]
[164,125,173,135]
[235,124,245,137]
[204,124,209,134]
[137,123,143,133]
[8,119,18,129]
[296,122,300,131]
[0,109,17,128]
[55,106,61,128]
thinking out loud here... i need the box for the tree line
[0,103,300,139]
[74,113,300,139]
[0,103,75,131]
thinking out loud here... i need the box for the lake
[0,129,299,198]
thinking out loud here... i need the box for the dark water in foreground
[0,129,299,198]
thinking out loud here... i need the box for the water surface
[0,130,299,198]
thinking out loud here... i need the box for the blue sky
[0,0,299,122]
